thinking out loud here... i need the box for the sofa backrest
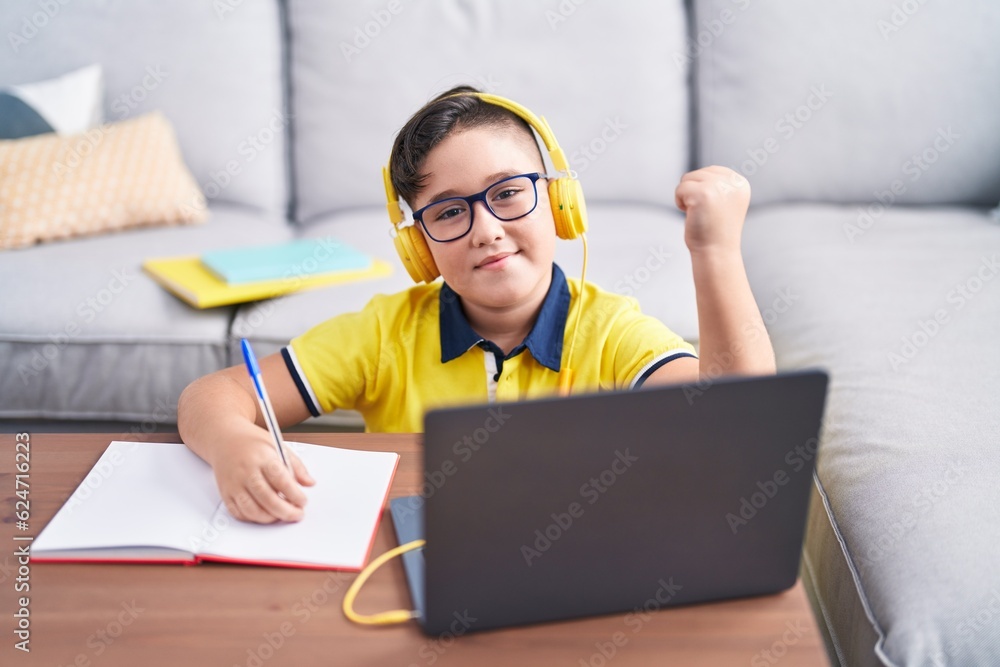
[692,0,1000,207]
[0,0,289,217]
[287,0,691,224]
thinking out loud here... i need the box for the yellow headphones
[382,92,588,284]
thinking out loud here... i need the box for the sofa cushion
[0,1,288,215]
[0,205,293,422]
[692,0,1000,207]
[741,203,1000,666]
[0,111,206,249]
[287,0,690,222]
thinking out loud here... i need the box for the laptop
[390,369,828,635]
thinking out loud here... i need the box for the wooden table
[1,433,828,666]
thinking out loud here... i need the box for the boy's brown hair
[388,85,545,208]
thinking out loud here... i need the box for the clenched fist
[674,166,751,254]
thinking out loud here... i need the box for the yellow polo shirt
[282,264,696,432]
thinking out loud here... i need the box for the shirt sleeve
[282,299,384,417]
[604,298,697,390]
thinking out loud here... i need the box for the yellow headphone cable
[342,539,426,625]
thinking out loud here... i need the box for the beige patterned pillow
[0,111,207,249]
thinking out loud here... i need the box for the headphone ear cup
[548,178,588,240]
[393,225,440,283]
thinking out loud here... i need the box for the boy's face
[413,125,557,311]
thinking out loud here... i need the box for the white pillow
[1,64,103,136]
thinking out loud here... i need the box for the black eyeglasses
[412,172,550,243]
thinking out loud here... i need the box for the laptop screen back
[418,371,828,635]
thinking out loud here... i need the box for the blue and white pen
[241,338,291,470]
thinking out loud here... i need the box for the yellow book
[143,255,393,308]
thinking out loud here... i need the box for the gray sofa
[2,2,999,665]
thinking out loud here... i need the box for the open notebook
[32,441,399,571]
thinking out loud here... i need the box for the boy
[178,86,775,525]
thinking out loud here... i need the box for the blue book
[200,237,373,285]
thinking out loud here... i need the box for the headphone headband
[454,93,571,173]
[382,163,404,225]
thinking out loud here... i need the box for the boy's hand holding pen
[208,339,316,524]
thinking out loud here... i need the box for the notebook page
[202,442,398,569]
[33,442,222,556]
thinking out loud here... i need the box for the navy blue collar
[439,264,570,372]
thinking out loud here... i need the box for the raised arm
[645,166,776,386]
